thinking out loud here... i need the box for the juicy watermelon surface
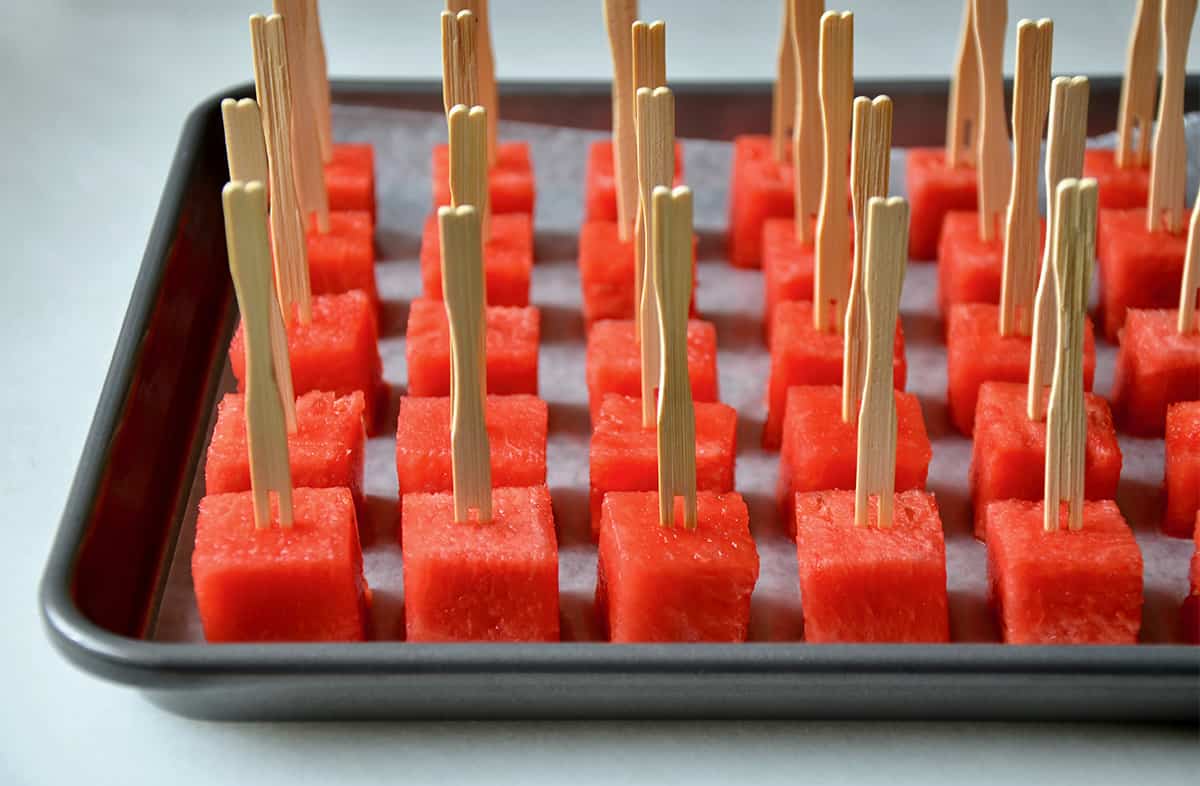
[727,135,793,268]
[1082,148,1149,210]
[1112,308,1200,436]
[325,143,375,220]
[1164,401,1200,538]
[432,141,535,215]
[936,211,1044,313]
[306,210,377,305]
[584,139,684,222]
[419,211,533,306]
[1097,208,1189,340]
[905,146,978,261]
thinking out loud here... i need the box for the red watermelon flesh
[793,489,949,643]
[985,499,1143,644]
[1097,208,1189,340]
[192,487,369,642]
[432,141,535,215]
[937,210,1045,313]
[586,319,719,421]
[761,216,856,342]
[584,139,684,222]
[905,147,978,261]
[325,143,375,220]
[945,303,1097,436]
[206,390,366,506]
[578,220,697,329]
[419,211,532,306]
[596,491,759,642]
[1083,148,1149,210]
[306,210,377,306]
[589,393,737,538]
[229,290,383,431]
[405,298,539,397]
[778,386,931,534]
[970,382,1122,539]
[1112,309,1200,436]
[401,485,559,642]
[395,394,548,497]
[765,300,906,449]
[1164,401,1200,537]
[728,135,793,268]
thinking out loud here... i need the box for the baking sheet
[154,104,1198,644]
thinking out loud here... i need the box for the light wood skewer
[448,0,498,166]
[1180,179,1200,333]
[772,0,797,164]
[791,0,825,243]
[972,0,1011,243]
[853,196,909,530]
[652,185,698,530]
[222,181,295,529]
[441,10,479,115]
[946,0,980,168]
[1116,0,1161,168]
[304,0,333,164]
[813,10,853,333]
[604,0,639,241]
[1147,0,1197,235]
[448,104,490,244]
[631,20,667,357]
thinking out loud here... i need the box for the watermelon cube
[584,139,684,222]
[229,290,383,430]
[793,489,949,643]
[419,211,532,307]
[577,221,698,329]
[1082,148,1149,210]
[395,394,548,498]
[985,499,1143,644]
[585,319,719,421]
[937,211,1045,313]
[401,485,559,642]
[945,303,1097,436]
[761,218,815,338]
[589,393,738,539]
[1111,309,1200,436]
[905,147,978,261]
[1096,208,1189,340]
[777,386,931,533]
[326,143,375,221]
[969,382,1122,538]
[727,135,792,268]
[192,487,369,642]
[595,490,759,642]
[765,300,907,449]
[306,210,377,307]
[205,390,367,506]
[432,141,535,215]
[1164,401,1200,537]
[405,298,539,397]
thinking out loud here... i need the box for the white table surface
[2,2,1198,783]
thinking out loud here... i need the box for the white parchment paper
[154,105,1198,644]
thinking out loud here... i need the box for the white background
[2,2,1198,784]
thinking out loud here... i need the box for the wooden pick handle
[1180,183,1200,333]
[439,205,492,524]
[854,196,909,530]
[791,0,825,242]
[946,0,980,167]
[1043,178,1097,533]
[1116,0,1161,168]
[448,0,498,165]
[632,20,667,95]
[223,181,294,529]
[221,98,298,434]
[1147,0,1198,235]
[652,186,698,530]
[842,95,893,423]
[813,10,853,334]
[999,19,1053,338]
[1027,76,1089,422]
[441,10,479,116]
[772,0,797,163]
[604,0,639,240]
[303,0,333,164]
[251,13,312,325]
[448,104,490,243]
[972,0,1011,242]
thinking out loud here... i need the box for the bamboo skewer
[1042,178,1098,533]
[273,0,330,234]
[842,95,893,423]
[221,98,298,434]
[972,0,1011,243]
[1147,0,1197,235]
[1116,0,1161,168]
[1180,180,1200,333]
[652,186,698,530]
[631,20,668,368]
[853,196,909,530]
[999,19,1053,338]
[1027,77,1090,421]
[813,10,853,333]
[772,0,797,164]
[448,104,490,244]
[604,0,639,241]
[441,10,479,115]
[222,181,295,529]
[448,0,498,165]
[946,0,979,168]
[636,86,675,428]
[439,205,493,524]
[791,0,825,242]
[251,13,312,325]
[304,0,333,164]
